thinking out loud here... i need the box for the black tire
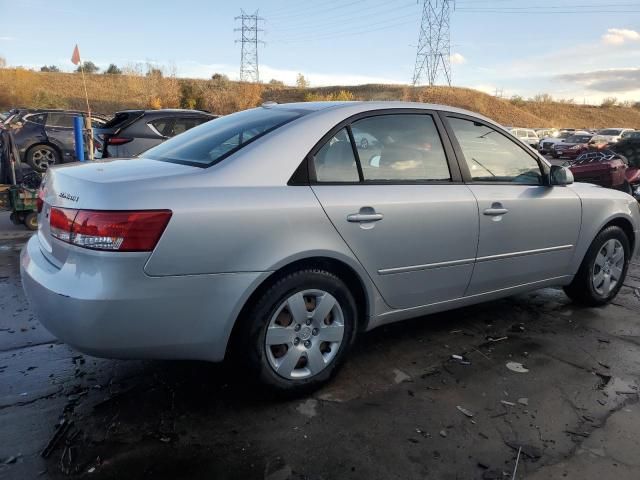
[239,269,358,394]
[26,144,59,173]
[563,226,631,306]
[552,151,560,159]
[24,212,38,231]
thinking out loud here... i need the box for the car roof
[116,109,214,115]
[267,101,501,126]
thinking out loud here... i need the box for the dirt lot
[1,236,640,480]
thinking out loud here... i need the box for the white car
[597,128,635,144]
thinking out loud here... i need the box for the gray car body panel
[21,101,640,362]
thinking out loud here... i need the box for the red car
[568,149,639,197]
[552,134,593,159]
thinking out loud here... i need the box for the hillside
[2,69,640,128]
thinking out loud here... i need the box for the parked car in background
[552,133,593,159]
[539,130,581,154]
[508,127,539,149]
[612,137,640,198]
[21,101,639,392]
[5,109,108,172]
[596,128,635,144]
[95,109,216,158]
[567,150,630,193]
[621,130,639,140]
[535,128,558,140]
[588,135,614,150]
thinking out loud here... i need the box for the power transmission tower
[412,0,454,86]
[234,10,264,82]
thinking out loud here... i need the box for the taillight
[49,208,171,252]
[107,137,133,145]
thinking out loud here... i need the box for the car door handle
[483,208,509,216]
[347,212,384,223]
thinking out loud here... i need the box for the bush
[510,95,526,107]
[531,93,553,103]
[601,97,618,107]
[105,64,122,75]
[304,90,354,102]
[75,61,99,74]
[40,65,60,73]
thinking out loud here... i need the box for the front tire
[564,226,630,306]
[24,212,38,231]
[240,269,357,394]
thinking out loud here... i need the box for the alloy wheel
[592,238,624,296]
[265,289,345,380]
[31,148,55,170]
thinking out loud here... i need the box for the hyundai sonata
[21,102,640,392]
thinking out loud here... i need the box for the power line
[413,0,454,87]
[234,10,265,82]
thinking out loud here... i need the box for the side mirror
[550,165,574,186]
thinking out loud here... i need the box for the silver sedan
[21,102,640,392]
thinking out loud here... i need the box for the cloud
[450,53,466,65]
[556,68,640,93]
[175,61,405,86]
[0,36,15,41]
[601,28,640,45]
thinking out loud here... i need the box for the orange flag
[71,45,81,65]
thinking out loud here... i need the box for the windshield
[141,107,305,167]
[566,135,592,143]
[598,129,622,136]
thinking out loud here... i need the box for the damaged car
[21,102,640,392]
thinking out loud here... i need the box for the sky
[1,0,639,104]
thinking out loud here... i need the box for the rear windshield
[101,111,144,129]
[141,107,304,167]
[598,129,622,136]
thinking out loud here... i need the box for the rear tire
[239,269,357,394]
[563,226,630,306]
[24,212,38,231]
[26,145,59,172]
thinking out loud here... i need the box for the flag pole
[76,50,94,161]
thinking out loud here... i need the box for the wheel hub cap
[592,239,624,296]
[265,289,345,380]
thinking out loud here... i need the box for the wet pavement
[1,236,640,480]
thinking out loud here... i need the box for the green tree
[296,73,309,88]
[105,63,122,75]
[75,61,99,74]
[40,65,60,72]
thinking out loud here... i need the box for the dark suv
[6,109,108,172]
[95,109,216,158]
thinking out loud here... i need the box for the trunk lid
[38,158,198,267]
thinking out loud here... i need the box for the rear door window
[354,114,450,181]
[46,113,75,128]
[172,117,211,136]
[149,119,175,137]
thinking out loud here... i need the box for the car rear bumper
[20,235,269,362]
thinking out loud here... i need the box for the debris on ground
[415,428,430,438]
[392,369,412,384]
[511,446,522,480]
[501,400,516,407]
[439,429,447,438]
[450,354,471,365]
[510,323,525,333]
[485,336,508,343]
[505,441,542,460]
[564,430,590,438]
[506,362,529,373]
[3,455,18,464]
[517,397,529,406]
[41,419,73,459]
[456,405,474,418]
